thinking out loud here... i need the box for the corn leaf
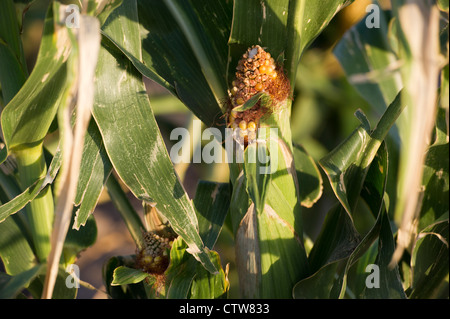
[103,0,232,127]
[293,144,323,208]
[103,255,148,299]
[0,150,61,223]
[319,91,404,219]
[1,3,70,151]
[409,217,449,299]
[0,265,42,299]
[333,9,403,117]
[165,181,230,299]
[295,142,405,298]
[73,119,112,229]
[418,107,449,231]
[92,34,216,273]
[0,0,27,105]
[0,216,37,276]
[111,266,151,286]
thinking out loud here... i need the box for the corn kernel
[230,109,238,118]
[239,120,247,130]
[231,86,238,95]
[143,256,153,264]
[271,72,277,79]
[259,65,267,74]
[154,256,162,263]
[247,121,256,132]
[255,83,263,91]
[235,97,245,105]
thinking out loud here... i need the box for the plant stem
[285,0,306,91]
[14,143,54,263]
[361,90,405,170]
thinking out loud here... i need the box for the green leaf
[361,212,406,299]
[111,266,151,286]
[319,110,371,216]
[93,33,216,273]
[307,204,361,275]
[130,0,231,126]
[347,144,405,299]
[63,214,97,265]
[73,119,112,229]
[305,91,408,298]
[409,218,449,299]
[295,143,403,299]
[230,99,309,298]
[419,141,449,231]
[192,181,231,249]
[293,143,323,207]
[244,143,272,214]
[438,0,449,12]
[232,92,269,112]
[189,249,228,299]
[103,255,148,299]
[235,135,309,298]
[334,9,402,116]
[0,216,36,276]
[319,91,405,218]
[165,237,228,299]
[87,0,123,26]
[105,175,145,247]
[0,0,27,105]
[293,258,347,299]
[1,3,70,151]
[285,0,353,85]
[0,150,61,223]
[439,64,448,110]
[0,265,42,299]
[228,0,289,84]
[165,181,231,299]
[165,237,197,299]
[333,9,405,223]
[164,0,228,106]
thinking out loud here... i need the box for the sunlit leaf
[111,266,151,286]
[293,143,323,207]
[1,4,70,151]
[93,15,217,274]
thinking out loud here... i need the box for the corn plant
[0,0,448,299]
